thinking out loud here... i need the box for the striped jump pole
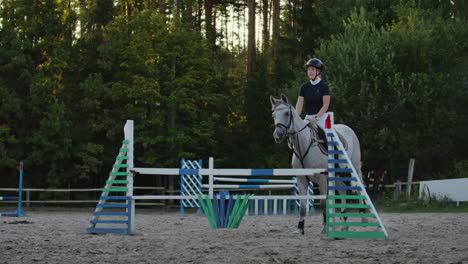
[0,162,27,217]
[131,165,326,227]
[180,157,321,215]
[212,177,296,183]
[87,119,388,237]
[207,162,297,216]
[87,120,327,234]
[204,183,295,189]
[207,177,296,190]
[180,158,203,214]
[132,168,325,177]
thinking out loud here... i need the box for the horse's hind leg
[359,196,369,223]
[353,162,368,223]
[335,181,349,231]
[314,176,328,234]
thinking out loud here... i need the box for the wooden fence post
[394,180,402,200]
[407,158,415,197]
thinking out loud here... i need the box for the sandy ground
[0,208,467,264]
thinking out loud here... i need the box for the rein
[274,104,317,168]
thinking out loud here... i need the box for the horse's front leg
[318,177,328,233]
[296,176,309,235]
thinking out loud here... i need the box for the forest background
[0,0,467,194]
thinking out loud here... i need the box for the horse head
[270,94,296,143]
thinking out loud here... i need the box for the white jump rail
[179,158,318,215]
[131,168,325,176]
[213,177,296,183]
[134,195,326,200]
[120,120,328,233]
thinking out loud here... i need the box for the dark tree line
[0,0,467,192]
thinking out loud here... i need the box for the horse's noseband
[275,122,289,131]
[274,104,310,139]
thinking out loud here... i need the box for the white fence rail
[0,187,165,206]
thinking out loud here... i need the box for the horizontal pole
[202,184,295,189]
[132,168,325,176]
[133,195,326,200]
[0,182,419,192]
[213,177,296,183]
[134,187,166,190]
[0,187,164,192]
[0,200,163,205]
[0,197,18,200]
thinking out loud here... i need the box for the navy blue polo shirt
[299,80,330,115]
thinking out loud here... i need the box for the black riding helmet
[304,58,324,73]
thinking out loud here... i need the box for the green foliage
[0,0,466,192]
[0,2,224,187]
[316,7,468,181]
[77,10,223,171]
[453,160,468,179]
[0,125,16,168]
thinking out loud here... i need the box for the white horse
[270,94,363,235]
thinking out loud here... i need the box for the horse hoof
[291,229,304,235]
[297,220,305,235]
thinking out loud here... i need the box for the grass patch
[372,191,468,213]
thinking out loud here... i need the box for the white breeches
[303,112,334,130]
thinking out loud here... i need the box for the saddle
[308,123,348,155]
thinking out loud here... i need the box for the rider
[295,58,331,142]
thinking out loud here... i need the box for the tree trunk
[262,0,270,54]
[79,0,87,36]
[453,0,468,19]
[158,0,165,15]
[173,0,179,21]
[204,0,215,48]
[197,0,203,31]
[125,0,132,17]
[247,0,256,77]
[135,0,144,11]
[272,0,280,59]
[184,0,194,28]
[271,0,280,94]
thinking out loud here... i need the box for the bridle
[274,103,310,137]
[273,103,318,168]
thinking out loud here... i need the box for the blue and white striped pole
[180,159,203,214]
